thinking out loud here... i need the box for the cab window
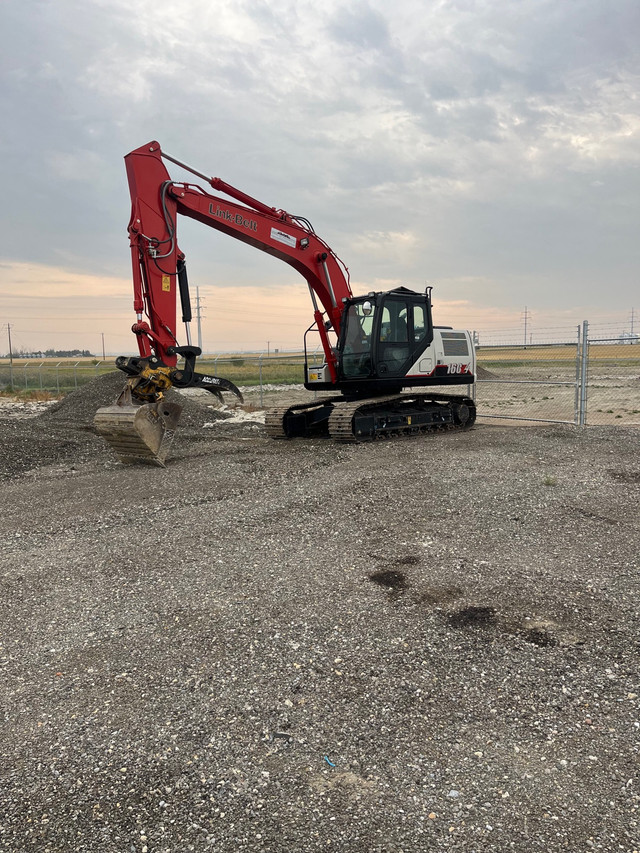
[378,300,410,375]
[413,304,427,342]
[379,303,408,342]
[342,302,376,377]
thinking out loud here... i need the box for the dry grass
[0,389,57,402]
[478,342,640,363]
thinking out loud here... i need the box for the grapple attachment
[93,385,182,467]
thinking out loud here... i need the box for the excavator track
[329,393,476,442]
[266,394,476,442]
[264,408,292,439]
[326,395,401,442]
[265,397,344,439]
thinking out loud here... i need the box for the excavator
[94,141,476,466]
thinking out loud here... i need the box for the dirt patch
[522,626,559,647]
[368,569,408,590]
[609,469,640,483]
[448,604,498,628]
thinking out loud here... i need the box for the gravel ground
[0,375,639,852]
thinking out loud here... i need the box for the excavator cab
[336,288,434,393]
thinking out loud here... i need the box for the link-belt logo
[209,204,258,232]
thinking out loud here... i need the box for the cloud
[327,3,391,50]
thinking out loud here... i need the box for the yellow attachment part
[129,365,174,402]
[94,382,182,467]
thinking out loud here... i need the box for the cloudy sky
[1,0,638,354]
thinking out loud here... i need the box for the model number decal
[270,228,297,249]
[447,363,469,374]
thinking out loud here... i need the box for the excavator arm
[124,141,351,377]
[94,141,353,465]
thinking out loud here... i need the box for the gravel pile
[43,371,231,430]
[0,374,232,479]
[0,378,639,852]
[476,365,499,379]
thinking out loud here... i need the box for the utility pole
[630,307,637,338]
[195,287,204,352]
[521,306,532,347]
[6,323,14,386]
[101,332,106,360]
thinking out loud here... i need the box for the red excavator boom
[124,141,351,382]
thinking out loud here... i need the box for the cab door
[376,296,432,378]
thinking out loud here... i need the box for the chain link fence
[581,334,640,426]
[475,341,582,425]
[0,355,310,405]
[474,322,640,426]
[0,359,111,395]
[1,326,639,426]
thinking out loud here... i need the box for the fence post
[471,331,478,403]
[95,361,101,377]
[23,361,30,390]
[574,324,581,425]
[55,361,62,394]
[259,354,264,407]
[214,356,219,377]
[579,320,589,426]
[74,361,80,389]
[38,361,45,390]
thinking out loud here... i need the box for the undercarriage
[265,392,476,442]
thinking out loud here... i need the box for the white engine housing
[305,327,476,388]
[406,328,476,381]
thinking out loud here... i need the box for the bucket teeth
[94,400,183,467]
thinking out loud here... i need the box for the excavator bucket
[93,386,182,467]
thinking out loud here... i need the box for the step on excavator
[94,141,476,466]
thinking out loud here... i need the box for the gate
[474,321,640,426]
